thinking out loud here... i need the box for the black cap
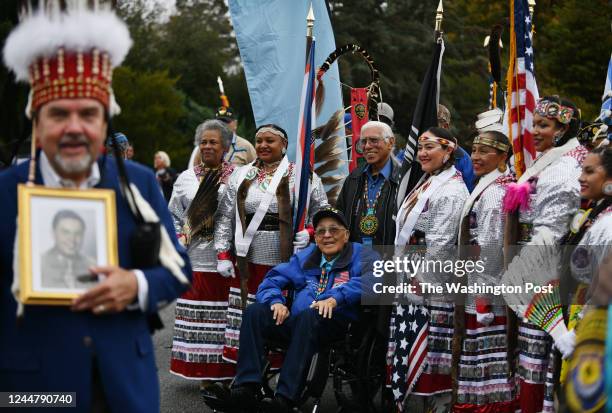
[215,106,235,122]
[313,207,348,229]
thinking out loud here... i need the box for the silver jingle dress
[169,163,236,380]
[388,168,469,410]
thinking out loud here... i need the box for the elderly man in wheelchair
[225,207,378,413]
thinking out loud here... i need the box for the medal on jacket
[359,178,382,236]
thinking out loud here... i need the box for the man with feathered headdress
[0,2,192,411]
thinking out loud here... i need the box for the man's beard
[54,134,93,174]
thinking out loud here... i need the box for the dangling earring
[442,154,450,164]
[281,147,287,155]
[603,182,612,196]
[498,162,507,173]
[553,133,563,146]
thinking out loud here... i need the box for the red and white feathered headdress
[3,1,132,117]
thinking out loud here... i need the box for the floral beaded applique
[245,162,294,191]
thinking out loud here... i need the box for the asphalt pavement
[153,304,339,413]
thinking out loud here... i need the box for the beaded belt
[246,213,280,231]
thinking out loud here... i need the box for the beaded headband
[535,99,575,124]
[255,125,288,142]
[418,134,456,149]
[473,135,510,152]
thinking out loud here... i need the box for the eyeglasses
[314,226,345,237]
[357,136,386,152]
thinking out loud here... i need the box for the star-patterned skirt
[387,302,454,410]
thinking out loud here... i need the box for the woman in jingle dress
[214,124,328,363]
[501,96,588,413]
[389,127,469,412]
[453,130,516,412]
[169,120,236,386]
[560,145,612,413]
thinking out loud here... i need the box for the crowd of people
[1,4,611,413]
[165,93,612,413]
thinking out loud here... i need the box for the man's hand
[593,253,612,305]
[72,266,139,314]
[310,297,337,319]
[271,303,290,325]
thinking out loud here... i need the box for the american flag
[506,0,539,177]
[388,303,429,409]
[293,37,316,234]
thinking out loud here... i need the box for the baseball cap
[313,207,348,229]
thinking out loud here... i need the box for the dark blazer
[0,156,192,412]
[335,157,401,246]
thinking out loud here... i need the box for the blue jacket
[0,156,192,413]
[256,242,377,321]
[455,146,475,192]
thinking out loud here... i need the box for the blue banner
[229,0,347,168]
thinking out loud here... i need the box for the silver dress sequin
[456,172,515,406]
[507,142,587,412]
[518,145,588,244]
[464,174,511,313]
[214,162,328,266]
[389,170,468,397]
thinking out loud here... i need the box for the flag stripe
[293,38,316,233]
[506,0,539,177]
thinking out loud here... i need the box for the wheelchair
[202,305,392,413]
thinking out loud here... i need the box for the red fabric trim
[217,251,233,261]
[179,271,231,302]
[518,380,545,413]
[170,358,236,380]
[412,372,451,395]
[453,399,518,413]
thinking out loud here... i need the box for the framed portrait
[17,184,118,305]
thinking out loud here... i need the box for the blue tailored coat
[256,242,377,321]
[0,156,192,412]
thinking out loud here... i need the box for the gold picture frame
[17,184,118,305]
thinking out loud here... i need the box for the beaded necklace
[315,266,330,298]
[359,177,384,236]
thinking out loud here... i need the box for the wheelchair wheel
[333,327,390,413]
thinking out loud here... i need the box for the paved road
[154,303,206,412]
[154,304,339,413]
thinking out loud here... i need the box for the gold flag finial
[435,0,444,39]
[527,0,536,20]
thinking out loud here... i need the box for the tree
[112,67,189,167]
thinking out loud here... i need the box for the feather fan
[502,227,564,332]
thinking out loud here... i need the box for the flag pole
[434,0,444,42]
[293,2,316,240]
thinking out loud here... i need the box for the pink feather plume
[503,182,532,213]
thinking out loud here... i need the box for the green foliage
[112,66,189,167]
